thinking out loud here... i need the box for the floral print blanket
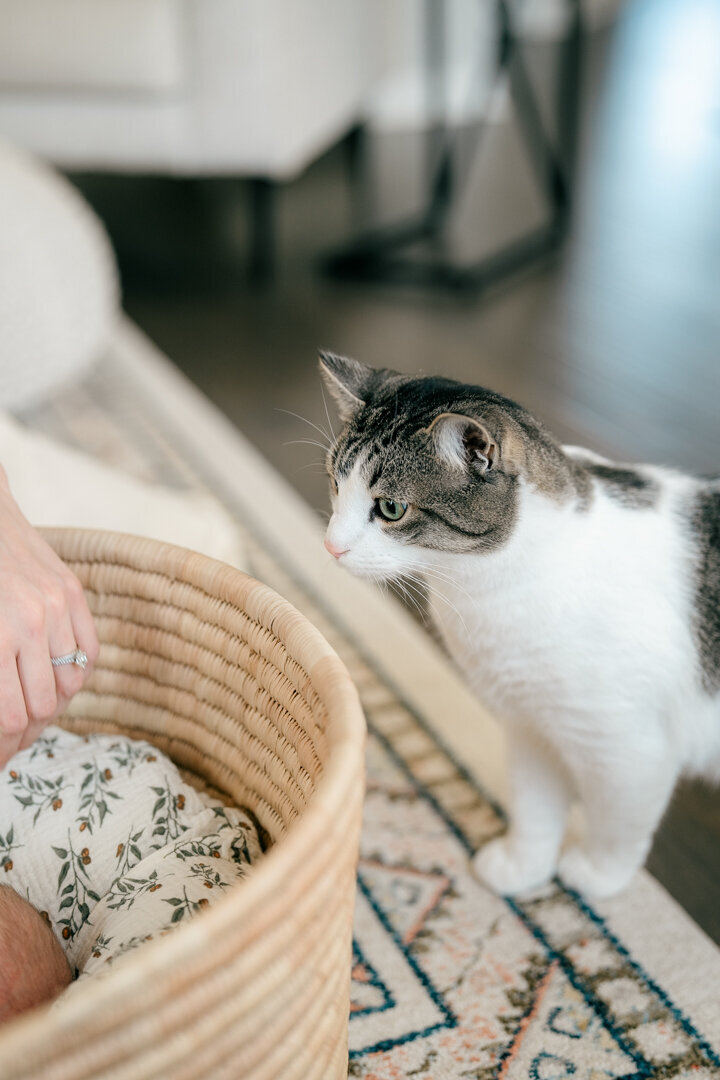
[0,727,263,982]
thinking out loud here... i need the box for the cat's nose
[324,537,349,559]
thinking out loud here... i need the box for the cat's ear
[424,413,498,475]
[318,350,373,422]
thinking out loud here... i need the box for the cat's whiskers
[424,585,472,642]
[283,438,333,454]
[417,565,461,587]
[293,462,332,477]
[395,574,427,617]
[276,408,334,450]
[413,564,476,606]
[417,558,469,582]
[403,570,471,641]
[388,578,428,625]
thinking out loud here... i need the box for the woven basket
[0,529,366,1080]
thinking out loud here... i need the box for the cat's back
[564,448,720,714]
[685,477,720,699]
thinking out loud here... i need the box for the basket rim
[0,528,366,1054]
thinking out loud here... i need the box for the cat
[319,350,720,899]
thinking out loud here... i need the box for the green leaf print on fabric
[8,769,69,824]
[166,833,252,879]
[53,831,102,942]
[170,836,224,862]
[77,761,123,833]
[229,832,255,870]
[105,869,163,912]
[107,739,160,777]
[88,934,114,961]
[28,733,61,761]
[150,778,188,844]
[109,933,159,962]
[163,885,210,925]
[206,806,259,870]
[187,862,232,892]
[0,825,22,874]
[114,827,147,876]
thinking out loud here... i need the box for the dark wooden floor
[72,0,720,941]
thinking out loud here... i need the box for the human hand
[0,467,99,768]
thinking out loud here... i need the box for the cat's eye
[377,498,408,522]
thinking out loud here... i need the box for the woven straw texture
[0,528,366,1080]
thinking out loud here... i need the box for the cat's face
[320,352,531,582]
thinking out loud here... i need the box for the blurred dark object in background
[323,0,583,294]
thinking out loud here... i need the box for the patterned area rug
[253,552,720,1080]
[19,321,720,1079]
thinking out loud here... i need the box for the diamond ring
[50,649,88,671]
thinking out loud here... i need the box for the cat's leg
[558,746,678,899]
[473,727,572,895]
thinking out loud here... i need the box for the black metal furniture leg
[322,0,584,295]
[248,177,276,284]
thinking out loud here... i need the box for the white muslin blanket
[0,727,263,983]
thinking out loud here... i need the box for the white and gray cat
[320,350,720,899]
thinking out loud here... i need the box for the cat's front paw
[472,836,554,896]
[558,847,637,899]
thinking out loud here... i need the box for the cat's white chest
[427,559,563,724]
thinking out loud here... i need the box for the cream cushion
[0,139,119,410]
